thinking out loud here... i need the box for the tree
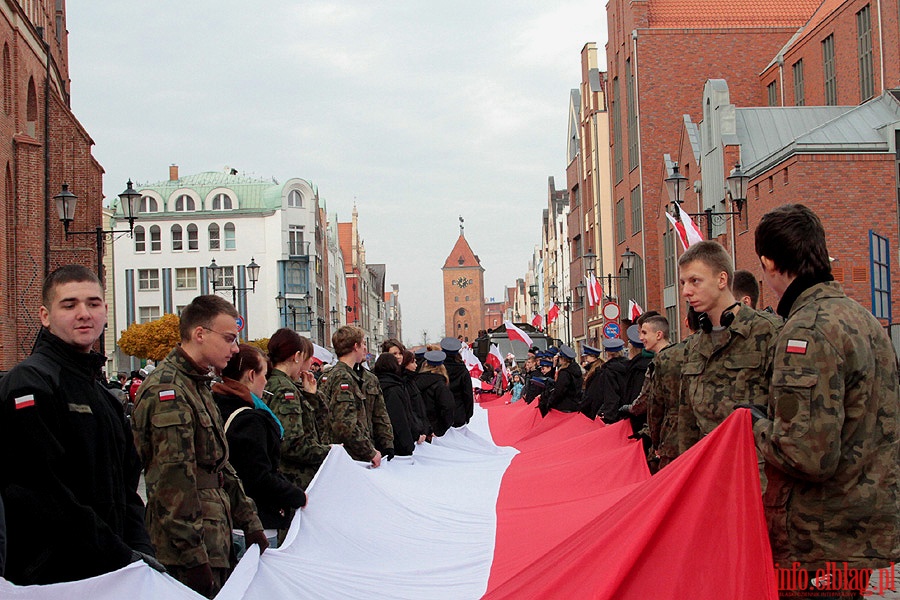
[117,313,181,361]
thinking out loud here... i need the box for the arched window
[26,77,37,137]
[140,196,158,213]
[288,189,303,208]
[187,224,198,250]
[212,193,232,210]
[208,223,220,250]
[171,224,183,251]
[149,225,161,252]
[175,194,195,212]
[224,222,236,250]
[134,226,146,252]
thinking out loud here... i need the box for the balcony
[287,240,310,259]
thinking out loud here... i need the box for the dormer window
[175,194,196,212]
[212,193,232,210]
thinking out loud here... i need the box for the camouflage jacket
[319,361,394,461]
[132,347,262,569]
[753,281,900,569]
[645,341,686,462]
[265,368,331,489]
[681,305,781,440]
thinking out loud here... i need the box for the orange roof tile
[647,0,821,28]
[442,235,483,270]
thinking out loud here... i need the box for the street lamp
[208,257,260,305]
[330,306,339,327]
[55,181,142,284]
[605,247,636,301]
[665,160,745,238]
[583,250,597,276]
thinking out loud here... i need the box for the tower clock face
[453,276,472,288]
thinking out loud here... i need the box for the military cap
[559,345,576,360]
[530,376,548,389]
[603,337,625,352]
[440,337,462,353]
[424,350,447,365]
[582,344,602,357]
[546,346,559,356]
[539,358,554,368]
[414,346,427,356]
[626,324,643,348]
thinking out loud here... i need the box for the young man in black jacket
[0,265,161,585]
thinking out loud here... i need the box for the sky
[66,1,607,346]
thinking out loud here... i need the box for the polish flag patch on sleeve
[340,384,350,391]
[285,392,295,400]
[159,390,176,401]
[786,339,808,355]
[15,394,35,409]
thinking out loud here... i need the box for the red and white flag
[547,303,559,325]
[586,273,603,308]
[531,314,542,329]
[665,211,690,251]
[629,299,643,321]
[487,344,508,388]
[503,320,533,348]
[462,345,484,378]
[680,208,704,246]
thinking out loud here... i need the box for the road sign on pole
[603,321,621,339]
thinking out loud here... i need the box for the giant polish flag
[2,410,777,599]
[503,320,533,348]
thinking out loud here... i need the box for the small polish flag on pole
[531,314,542,328]
[629,300,644,321]
[587,273,604,307]
[547,303,559,325]
[680,208,705,246]
[503,320,534,348]
[665,211,690,251]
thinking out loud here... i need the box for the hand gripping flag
[503,320,534,348]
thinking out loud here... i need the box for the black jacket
[0,329,153,585]
[541,361,583,415]
[213,380,306,530]
[375,372,416,456]
[622,351,654,407]
[415,372,455,436]
[402,370,430,437]
[444,358,474,426]
[583,356,629,421]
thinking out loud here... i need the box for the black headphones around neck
[698,302,741,333]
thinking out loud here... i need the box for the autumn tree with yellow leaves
[117,313,181,361]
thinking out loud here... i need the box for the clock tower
[442,219,485,342]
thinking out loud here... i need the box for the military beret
[424,350,447,366]
[582,344,601,357]
[603,337,625,352]
[559,345,576,360]
[626,324,643,348]
[539,358,554,368]
[440,337,462,353]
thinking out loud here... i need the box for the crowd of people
[0,204,896,600]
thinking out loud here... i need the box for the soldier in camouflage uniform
[265,328,331,491]
[132,295,267,598]
[749,205,899,586]
[319,326,394,467]
[676,241,781,444]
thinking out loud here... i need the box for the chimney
[169,164,179,181]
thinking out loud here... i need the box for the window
[626,59,639,171]
[616,199,626,244]
[573,235,583,259]
[171,224,183,251]
[209,223,220,250]
[871,231,891,320]
[793,60,805,106]
[134,225,146,252]
[175,267,197,290]
[138,269,160,291]
[666,305,679,342]
[767,81,778,106]
[149,225,161,252]
[282,260,308,294]
[823,35,837,105]
[175,194,196,212]
[140,196,158,213]
[857,5,874,102]
[212,193,232,210]
[630,186,642,234]
[612,76,623,182]
[571,185,580,208]
[663,226,676,288]
[289,226,306,256]
[288,189,303,208]
[210,265,235,288]
[224,222,236,250]
[187,224,198,250]
[138,306,161,324]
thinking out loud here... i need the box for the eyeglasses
[203,327,238,345]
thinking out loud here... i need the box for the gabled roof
[647,0,820,28]
[736,92,900,173]
[442,235,483,270]
[764,0,845,71]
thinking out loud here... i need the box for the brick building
[0,2,105,370]
[442,225,485,343]
[604,0,821,326]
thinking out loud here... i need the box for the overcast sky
[67,1,606,346]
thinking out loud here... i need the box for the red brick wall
[443,267,484,342]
